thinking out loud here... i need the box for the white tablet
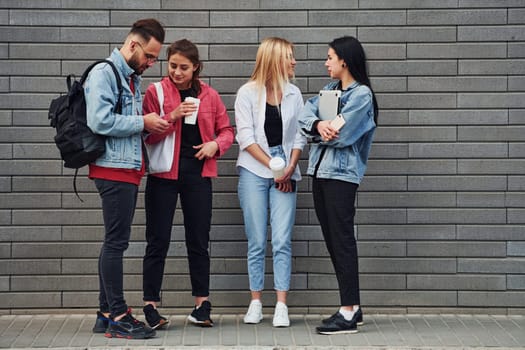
[318,90,341,120]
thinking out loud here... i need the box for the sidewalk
[1,313,524,349]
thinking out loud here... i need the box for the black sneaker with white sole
[316,312,358,335]
[322,307,363,326]
[143,304,169,330]
[187,300,213,327]
[105,308,156,339]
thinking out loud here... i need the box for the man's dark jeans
[94,179,138,318]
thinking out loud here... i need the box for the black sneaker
[316,312,358,335]
[322,307,363,326]
[187,300,213,327]
[143,304,169,330]
[105,308,156,339]
[93,311,110,333]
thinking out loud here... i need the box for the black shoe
[187,300,213,327]
[105,308,156,339]
[322,307,363,326]
[93,311,109,333]
[143,304,169,330]
[316,312,358,335]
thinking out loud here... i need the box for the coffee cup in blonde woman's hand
[269,157,286,179]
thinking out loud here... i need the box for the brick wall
[1,1,524,314]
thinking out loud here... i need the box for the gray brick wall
[0,1,524,314]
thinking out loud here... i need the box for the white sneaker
[272,302,290,327]
[244,300,263,324]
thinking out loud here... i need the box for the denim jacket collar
[109,48,142,85]
[329,80,359,91]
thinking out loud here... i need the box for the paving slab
[0,313,524,349]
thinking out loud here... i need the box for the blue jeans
[237,146,297,292]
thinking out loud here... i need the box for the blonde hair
[250,37,294,104]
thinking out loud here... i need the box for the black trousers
[143,158,212,301]
[94,179,138,317]
[312,177,360,306]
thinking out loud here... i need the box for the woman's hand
[193,141,219,160]
[168,101,198,122]
[274,164,296,192]
[317,120,339,141]
[275,179,293,193]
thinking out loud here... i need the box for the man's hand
[143,112,169,134]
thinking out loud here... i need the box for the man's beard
[128,52,146,75]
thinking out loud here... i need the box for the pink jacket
[143,77,234,179]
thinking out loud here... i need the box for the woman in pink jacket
[141,39,234,329]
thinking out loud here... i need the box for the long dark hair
[166,39,202,96]
[329,36,378,124]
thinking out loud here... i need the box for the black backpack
[48,59,123,200]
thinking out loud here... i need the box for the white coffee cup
[184,97,200,125]
[269,157,286,179]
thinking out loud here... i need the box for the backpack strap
[71,59,124,202]
[76,59,124,114]
[73,169,82,202]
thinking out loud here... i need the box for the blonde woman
[235,37,306,327]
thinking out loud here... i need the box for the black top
[179,88,203,159]
[264,103,283,147]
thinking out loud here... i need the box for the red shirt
[88,163,145,186]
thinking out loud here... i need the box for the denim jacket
[298,81,376,184]
[85,48,145,169]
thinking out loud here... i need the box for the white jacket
[235,81,306,180]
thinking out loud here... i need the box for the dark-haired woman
[141,39,234,328]
[298,36,378,335]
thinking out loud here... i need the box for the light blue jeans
[237,146,297,292]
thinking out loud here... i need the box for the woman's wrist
[169,110,177,122]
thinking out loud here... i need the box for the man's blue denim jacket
[298,81,376,184]
[85,48,144,170]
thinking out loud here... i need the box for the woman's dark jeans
[312,177,360,306]
[143,158,212,302]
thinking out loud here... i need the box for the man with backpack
[85,18,169,339]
